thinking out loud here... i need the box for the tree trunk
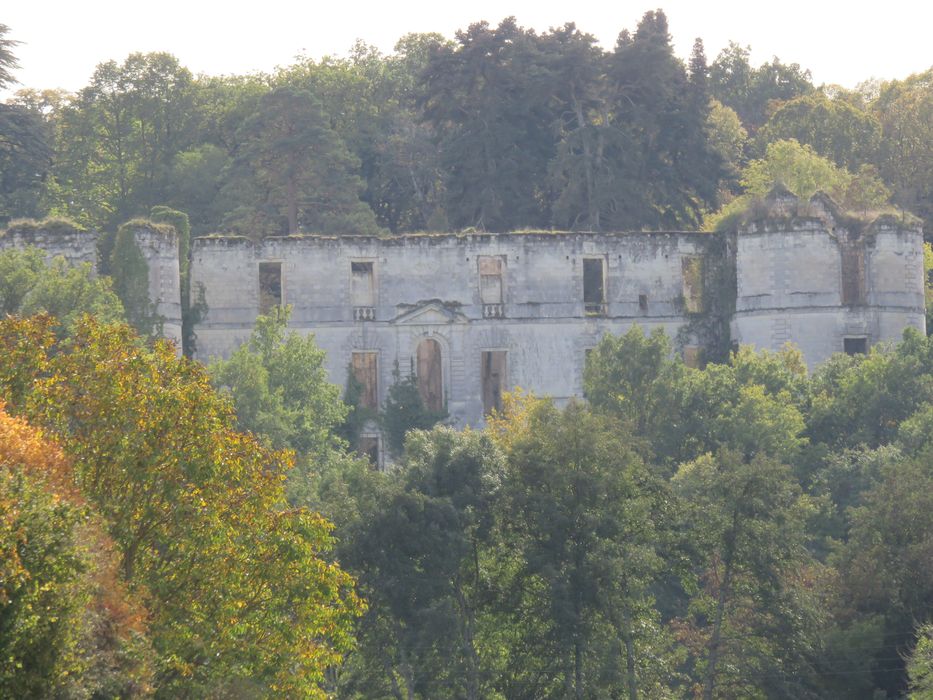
[622,609,638,700]
[703,520,738,700]
[287,175,299,234]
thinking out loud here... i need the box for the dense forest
[3,9,933,700]
[1,12,932,238]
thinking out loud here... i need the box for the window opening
[479,256,505,318]
[258,262,282,314]
[351,352,378,409]
[841,248,865,305]
[481,351,507,415]
[583,258,606,315]
[682,257,705,313]
[416,338,444,413]
[844,337,868,355]
[351,261,375,319]
[358,435,381,470]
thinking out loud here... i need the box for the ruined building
[1,191,925,466]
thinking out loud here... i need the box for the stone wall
[191,231,715,429]
[732,195,925,366]
[0,220,183,351]
[0,220,98,269]
[3,196,925,453]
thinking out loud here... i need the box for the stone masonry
[2,191,926,464]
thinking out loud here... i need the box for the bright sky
[3,1,932,98]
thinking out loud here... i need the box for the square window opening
[844,337,868,355]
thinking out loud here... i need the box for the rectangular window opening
[582,348,594,399]
[841,248,865,306]
[844,337,868,355]
[583,258,606,315]
[479,256,505,317]
[683,345,701,368]
[358,435,381,470]
[682,256,705,313]
[351,352,378,409]
[481,351,507,415]
[638,294,648,312]
[351,261,375,309]
[259,262,282,314]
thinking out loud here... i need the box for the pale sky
[3,1,932,98]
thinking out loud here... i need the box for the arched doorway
[416,338,443,412]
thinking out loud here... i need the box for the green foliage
[338,363,378,449]
[909,624,933,699]
[337,427,502,698]
[709,42,813,130]
[381,362,447,457]
[210,305,347,458]
[673,449,823,699]
[706,139,892,229]
[873,69,933,236]
[51,53,198,229]
[110,223,161,338]
[0,246,124,336]
[148,206,199,356]
[758,92,882,168]
[0,315,364,698]
[229,85,382,236]
[0,404,154,698]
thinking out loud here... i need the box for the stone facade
[732,193,925,366]
[0,221,183,349]
[190,192,925,441]
[3,192,926,462]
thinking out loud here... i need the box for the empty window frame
[682,256,705,313]
[351,352,379,409]
[481,351,507,415]
[358,435,381,470]
[841,248,866,306]
[683,345,701,368]
[351,261,375,307]
[416,338,444,413]
[258,262,282,314]
[479,256,505,305]
[843,337,868,355]
[583,257,606,315]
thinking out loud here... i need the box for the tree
[420,18,560,231]
[52,53,198,229]
[706,99,747,188]
[210,306,347,459]
[908,624,933,699]
[709,43,813,130]
[0,402,154,698]
[705,139,891,229]
[673,449,823,699]
[0,315,364,697]
[0,25,52,225]
[488,395,676,699]
[109,222,161,338]
[758,93,882,168]
[0,245,124,337]
[873,69,933,236]
[0,24,19,90]
[381,362,447,457]
[337,427,502,699]
[231,85,381,236]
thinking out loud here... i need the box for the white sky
[3,1,932,98]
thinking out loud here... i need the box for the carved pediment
[392,299,468,325]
